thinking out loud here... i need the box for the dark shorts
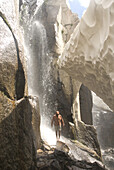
[55,125,61,131]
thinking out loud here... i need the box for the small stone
[37,149,44,154]
[43,144,51,151]
[48,151,54,154]
[37,162,45,167]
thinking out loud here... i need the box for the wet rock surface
[36,148,106,170]
[102,148,114,170]
[36,140,107,170]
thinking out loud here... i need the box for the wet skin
[51,111,65,139]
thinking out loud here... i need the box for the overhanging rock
[57,0,114,111]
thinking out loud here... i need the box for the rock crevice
[0,11,25,100]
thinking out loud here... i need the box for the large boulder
[70,120,101,158]
[0,0,25,100]
[0,97,41,170]
[0,14,17,99]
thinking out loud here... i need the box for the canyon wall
[58,0,114,112]
[20,0,102,156]
[1,0,113,169]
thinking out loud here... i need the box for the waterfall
[26,20,57,145]
[28,21,49,96]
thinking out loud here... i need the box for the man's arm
[61,116,65,126]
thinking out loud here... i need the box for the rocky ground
[36,141,107,170]
[37,150,106,170]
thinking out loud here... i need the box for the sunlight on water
[40,120,67,147]
[40,116,69,149]
[40,122,57,146]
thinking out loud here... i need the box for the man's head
[56,111,59,117]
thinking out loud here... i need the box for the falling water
[28,21,49,96]
[26,20,58,145]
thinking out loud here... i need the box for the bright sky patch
[66,0,90,18]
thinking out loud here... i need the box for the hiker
[51,111,65,139]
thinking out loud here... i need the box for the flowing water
[27,20,56,137]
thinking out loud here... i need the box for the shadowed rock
[0,97,41,170]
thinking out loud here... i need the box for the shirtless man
[51,111,65,139]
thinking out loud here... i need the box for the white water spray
[26,20,57,145]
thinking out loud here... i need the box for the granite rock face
[55,5,79,54]
[0,14,17,100]
[0,0,41,169]
[29,96,41,150]
[58,0,114,111]
[76,120,101,157]
[0,0,25,100]
[0,97,39,170]
[79,84,93,125]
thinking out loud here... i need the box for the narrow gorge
[0,0,114,170]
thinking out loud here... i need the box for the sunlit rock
[58,0,114,111]
[0,14,17,99]
[55,5,79,54]
[69,119,101,159]
[77,120,101,157]
[56,140,70,153]
[0,0,26,100]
